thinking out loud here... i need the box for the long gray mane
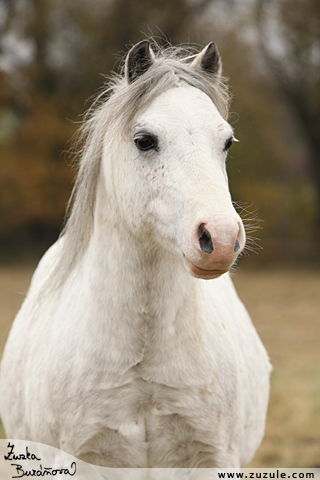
[45,43,231,292]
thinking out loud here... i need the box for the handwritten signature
[4,442,77,478]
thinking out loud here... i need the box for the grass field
[0,264,319,467]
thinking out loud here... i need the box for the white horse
[0,41,271,469]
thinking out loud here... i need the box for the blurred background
[0,0,319,468]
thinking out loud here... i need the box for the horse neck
[70,173,201,380]
[84,172,196,319]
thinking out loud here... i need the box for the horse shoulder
[0,239,65,439]
[207,274,272,466]
[0,238,65,379]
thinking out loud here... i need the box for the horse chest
[71,375,238,467]
[56,289,247,466]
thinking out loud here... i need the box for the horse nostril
[234,239,240,252]
[198,224,214,254]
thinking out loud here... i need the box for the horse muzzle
[182,215,246,280]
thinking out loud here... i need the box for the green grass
[0,265,319,467]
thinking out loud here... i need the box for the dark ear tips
[201,42,221,75]
[191,42,222,78]
[125,40,155,84]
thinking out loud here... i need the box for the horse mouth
[183,255,228,280]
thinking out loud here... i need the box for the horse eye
[224,137,233,151]
[134,134,158,152]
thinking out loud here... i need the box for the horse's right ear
[125,40,155,84]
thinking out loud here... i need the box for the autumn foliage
[0,0,319,263]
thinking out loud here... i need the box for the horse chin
[183,255,229,280]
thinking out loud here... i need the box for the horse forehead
[138,85,226,131]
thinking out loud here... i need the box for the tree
[256,0,320,227]
[0,0,215,251]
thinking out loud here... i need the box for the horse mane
[43,42,231,292]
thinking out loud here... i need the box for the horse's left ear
[191,42,222,78]
[125,40,155,84]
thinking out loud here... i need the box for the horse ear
[125,40,155,84]
[191,42,222,78]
